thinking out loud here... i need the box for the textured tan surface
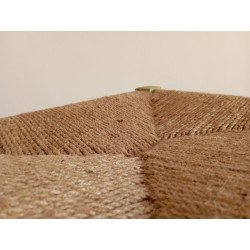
[0,89,249,218]
[142,131,250,218]
[152,90,250,139]
[0,155,153,218]
[0,91,158,156]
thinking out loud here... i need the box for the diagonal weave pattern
[0,89,249,218]
[0,155,153,218]
[142,131,250,218]
[0,91,158,156]
[152,90,250,139]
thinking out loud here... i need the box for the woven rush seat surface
[0,89,249,218]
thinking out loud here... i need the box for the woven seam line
[134,91,250,157]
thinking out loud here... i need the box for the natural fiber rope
[0,90,249,218]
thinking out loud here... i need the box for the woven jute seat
[0,88,249,218]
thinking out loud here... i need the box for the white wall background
[0,32,250,118]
